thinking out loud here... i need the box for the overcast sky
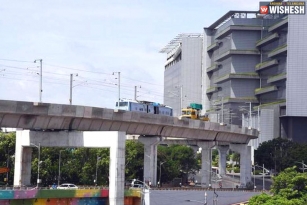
[0,0,259,109]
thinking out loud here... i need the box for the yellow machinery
[180,103,209,121]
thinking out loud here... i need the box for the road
[150,190,262,205]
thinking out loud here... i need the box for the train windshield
[116,102,128,107]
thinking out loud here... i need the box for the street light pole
[31,143,41,187]
[159,161,166,187]
[95,156,101,185]
[58,150,65,186]
[113,72,121,108]
[263,164,265,191]
[34,59,43,102]
[254,166,256,190]
[221,97,224,124]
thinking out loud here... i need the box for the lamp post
[245,102,252,129]
[159,161,166,187]
[31,143,41,187]
[58,150,65,186]
[253,164,266,190]
[95,156,101,185]
[252,165,256,190]
[34,59,43,102]
[295,161,307,172]
[113,72,121,108]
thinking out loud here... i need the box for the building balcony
[256,99,286,109]
[213,97,258,105]
[268,44,287,58]
[256,33,279,47]
[255,59,278,71]
[207,42,220,52]
[267,73,287,84]
[215,25,263,39]
[206,86,219,94]
[268,17,288,32]
[255,85,278,95]
[214,73,259,84]
[215,49,260,62]
[206,63,221,73]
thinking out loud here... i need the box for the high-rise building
[161,1,307,144]
[160,33,203,117]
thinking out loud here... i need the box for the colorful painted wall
[0,188,141,205]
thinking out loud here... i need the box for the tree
[0,132,15,185]
[157,145,198,183]
[248,167,307,205]
[254,138,301,172]
[125,140,144,180]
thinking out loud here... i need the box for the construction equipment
[180,103,209,121]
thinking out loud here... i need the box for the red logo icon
[260,6,269,14]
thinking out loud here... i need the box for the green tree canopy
[248,167,307,205]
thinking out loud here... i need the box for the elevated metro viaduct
[0,100,258,205]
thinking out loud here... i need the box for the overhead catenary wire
[0,58,166,105]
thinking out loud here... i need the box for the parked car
[57,183,78,189]
[129,184,144,189]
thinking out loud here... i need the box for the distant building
[160,34,203,117]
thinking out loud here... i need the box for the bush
[234,167,240,173]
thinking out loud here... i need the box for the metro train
[115,100,173,116]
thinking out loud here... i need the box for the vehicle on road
[57,183,78,189]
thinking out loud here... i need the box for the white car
[57,183,78,189]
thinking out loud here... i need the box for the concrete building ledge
[267,73,287,84]
[206,63,221,73]
[255,85,278,95]
[214,73,259,84]
[206,86,219,94]
[268,44,287,58]
[215,25,262,39]
[215,49,260,62]
[255,59,278,71]
[268,17,288,32]
[207,42,220,52]
[256,33,279,47]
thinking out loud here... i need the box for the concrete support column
[138,136,161,186]
[217,145,229,176]
[197,141,215,188]
[109,132,126,205]
[14,130,32,186]
[230,144,252,187]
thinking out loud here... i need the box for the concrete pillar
[138,136,161,186]
[197,141,215,188]
[109,132,126,205]
[14,130,32,186]
[13,130,126,205]
[230,144,252,187]
[216,145,229,176]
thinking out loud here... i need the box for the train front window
[116,102,128,107]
